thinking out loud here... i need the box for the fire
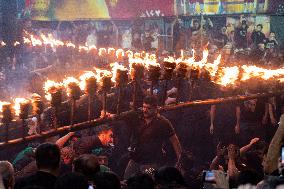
[79,45,89,52]
[164,57,176,63]
[66,42,76,48]
[23,37,31,44]
[125,50,133,58]
[108,48,116,55]
[110,62,128,83]
[1,41,6,46]
[0,101,10,112]
[116,49,125,59]
[44,80,62,101]
[93,68,112,83]
[13,98,29,116]
[40,34,64,47]
[79,71,96,90]
[216,66,240,87]
[241,65,284,81]
[30,35,43,46]
[204,54,222,77]
[144,54,160,69]
[13,41,20,47]
[99,48,107,56]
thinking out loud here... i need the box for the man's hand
[210,124,214,134]
[235,124,240,134]
[249,137,260,146]
[216,142,226,157]
[213,170,229,189]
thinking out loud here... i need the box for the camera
[202,170,215,183]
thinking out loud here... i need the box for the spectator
[234,19,249,49]
[14,143,60,189]
[213,26,229,49]
[0,161,15,189]
[73,154,100,185]
[251,24,266,47]
[126,173,155,189]
[154,167,187,189]
[93,172,121,189]
[54,172,89,189]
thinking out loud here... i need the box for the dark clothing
[251,31,266,46]
[235,26,248,49]
[266,39,278,50]
[73,135,103,157]
[214,32,228,48]
[122,111,175,164]
[14,171,57,189]
[250,48,266,64]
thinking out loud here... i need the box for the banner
[176,0,270,15]
[22,0,174,21]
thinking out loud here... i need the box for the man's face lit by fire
[143,103,158,119]
[98,130,114,146]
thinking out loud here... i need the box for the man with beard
[122,95,182,179]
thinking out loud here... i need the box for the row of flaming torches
[0,49,283,142]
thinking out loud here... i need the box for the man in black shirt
[234,20,249,49]
[123,96,182,179]
[14,143,60,189]
[251,24,266,47]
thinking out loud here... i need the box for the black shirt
[251,31,266,45]
[122,111,175,164]
[14,171,57,189]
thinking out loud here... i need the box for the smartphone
[202,170,215,183]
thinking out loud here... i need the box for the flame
[216,66,240,87]
[13,98,28,116]
[79,71,96,90]
[66,42,76,48]
[88,45,97,51]
[110,62,128,82]
[99,48,107,56]
[204,54,222,77]
[116,49,125,59]
[93,68,112,83]
[14,41,20,47]
[125,50,133,58]
[164,57,176,63]
[144,54,160,69]
[241,65,284,81]
[40,34,64,47]
[108,47,116,55]
[79,45,89,52]
[30,35,43,46]
[23,37,31,44]
[1,41,6,46]
[0,101,10,112]
[44,80,62,101]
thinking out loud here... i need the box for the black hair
[55,173,89,189]
[154,167,187,187]
[94,172,121,189]
[73,154,100,182]
[143,95,158,107]
[257,24,263,29]
[237,169,263,186]
[126,173,155,189]
[35,143,60,170]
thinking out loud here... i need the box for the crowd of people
[0,15,283,189]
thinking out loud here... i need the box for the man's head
[98,129,113,146]
[143,95,158,119]
[127,173,155,189]
[55,172,89,189]
[35,143,60,172]
[256,24,263,32]
[61,146,75,165]
[73,154,100,182]
[0,161,15,189]
[193,20,200,30]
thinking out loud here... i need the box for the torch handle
[22,119,26,139]
[103,91,107,117]
[70,99,76,127]
[88,95,94,121]
[37,114,42,134]
[116,87,122,115]
[162,81,168,106]
[132,81,138,110]
[5,123,9,143]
